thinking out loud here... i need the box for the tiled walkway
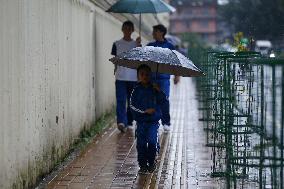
[46,78,218,189]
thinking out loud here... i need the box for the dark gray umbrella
[109,46,204,77]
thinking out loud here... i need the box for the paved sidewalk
[46,78,218,189]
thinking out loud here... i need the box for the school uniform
[147,40,174,127]
[130,83,170,168]
[111,39,137,127]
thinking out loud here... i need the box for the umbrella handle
[139,13,141,37]
[155,63,159,80]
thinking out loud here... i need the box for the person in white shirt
[111,20,141,132]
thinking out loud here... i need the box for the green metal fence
[197,51,284,188]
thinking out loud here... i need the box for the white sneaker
[117,123,127,133]
[128,121,136,129]
[163,125,171,133]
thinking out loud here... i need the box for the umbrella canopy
[106,0,175,36]
[109,46,204,77]
[106,0,176,14]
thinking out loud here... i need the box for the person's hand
[173,76,180,85]
[152,83,161,92]
[145,108,155,114]
[136,37,142,47]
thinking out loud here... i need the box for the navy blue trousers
[115,80,136,126]
[153,79,170,127]
[136,123,159,168]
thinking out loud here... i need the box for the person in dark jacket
[147,24,179,132]
[130,64,170,174]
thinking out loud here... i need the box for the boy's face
[122,25,134,37]
[152,29,164,40]
[138,68,151,85]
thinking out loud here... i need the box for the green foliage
[72,109,115,150]
[181,33,205,48]
[219,0,284,41]
[278,51,284,58]
[180,33,209,67]
[233,32,249,51]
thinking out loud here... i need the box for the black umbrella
[109,46,204,77]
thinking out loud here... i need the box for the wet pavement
[46,78,218,189]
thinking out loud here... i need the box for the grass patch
[71,109,116,151]
[16,109,116,189]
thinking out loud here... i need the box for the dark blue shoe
[138,167,148,175]
[148,163,157,173]
[117,123,127,133]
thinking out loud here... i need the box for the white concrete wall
[0,0,115,188]
[0,0,165,188]
[93,8,118,117]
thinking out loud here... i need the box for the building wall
[0,0,161,188]
[93,7,117,118]
[170,0,217,43]
[0,1,96,188]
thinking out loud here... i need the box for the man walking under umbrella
[147,24,179,132]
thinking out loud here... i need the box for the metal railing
[197,51,284,189]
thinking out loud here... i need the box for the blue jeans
[153,79,170,153]
[154,79,170,126]
[115,80,137,126]
[136,123,159,167]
